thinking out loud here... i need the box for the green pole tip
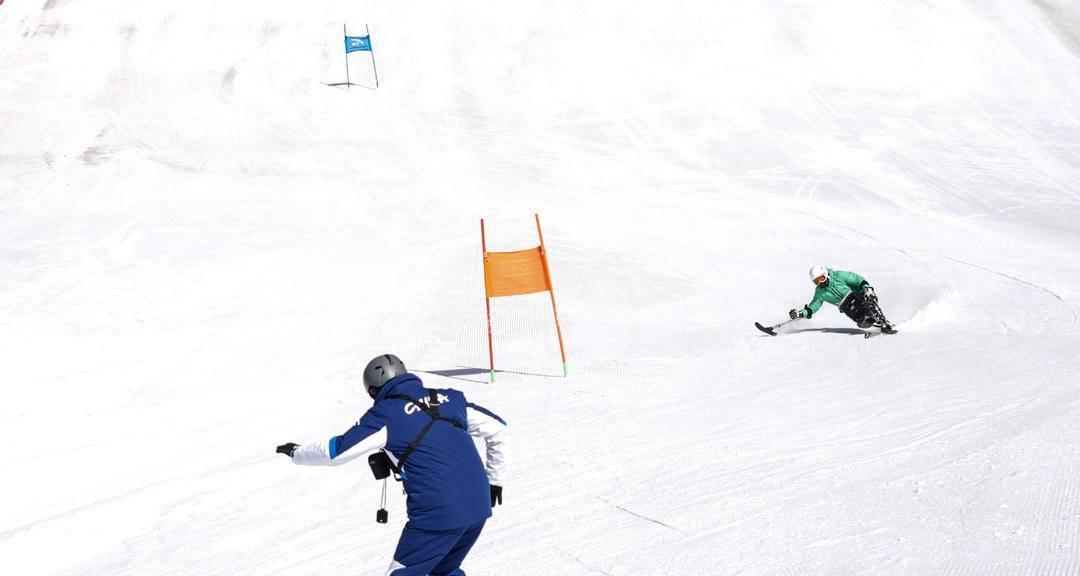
[563,362,568,377]
[490,371,495,383]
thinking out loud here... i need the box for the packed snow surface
[3,0,1080,574]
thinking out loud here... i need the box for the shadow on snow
[415,366,561,383]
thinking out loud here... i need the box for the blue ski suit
[290,373,507,575]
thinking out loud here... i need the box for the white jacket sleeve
[467,405,507,485]
[292,428,387,467]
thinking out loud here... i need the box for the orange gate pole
[481,219,495,382]
[535,213,568,376]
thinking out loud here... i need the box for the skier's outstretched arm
[466,403,507,486]
[291,428,387,466]
[795,291,825,319]
[280,407,388,467]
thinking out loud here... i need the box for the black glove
[490,484,502,507]
[864,286,877,300]
[276,442,299,457]
[788,308,800,320]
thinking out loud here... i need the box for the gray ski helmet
[363,354,407,399]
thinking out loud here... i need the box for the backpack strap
[380,389,464,479]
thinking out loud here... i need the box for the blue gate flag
[345,35,372,53]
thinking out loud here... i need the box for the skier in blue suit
[277,354,507,576]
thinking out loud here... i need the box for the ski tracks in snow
[935,254,1079,329]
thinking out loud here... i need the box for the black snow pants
[839,291,877,328]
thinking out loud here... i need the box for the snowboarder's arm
[466,403,507,486]
[291,408,388,467]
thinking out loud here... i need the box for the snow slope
[2,0,1079,574]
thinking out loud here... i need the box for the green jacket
[799,269,870,318]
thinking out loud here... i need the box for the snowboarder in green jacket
[790,265,896,333]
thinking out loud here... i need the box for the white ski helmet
[809,264,829,285]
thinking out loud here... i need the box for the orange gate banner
[481,214,567,380]
[483,247,551,298]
